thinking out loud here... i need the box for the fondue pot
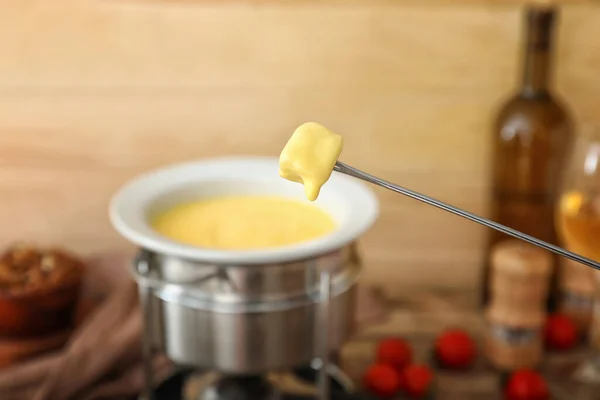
[109,157,378,379]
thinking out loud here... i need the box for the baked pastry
[0,244,84,295]
[0,243,85,338]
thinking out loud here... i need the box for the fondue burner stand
[155,361,359,400]
[133,246,362,400]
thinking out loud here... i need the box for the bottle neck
[520,7,556,97]
[522,48,552,96]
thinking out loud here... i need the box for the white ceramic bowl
[109,156,379,265]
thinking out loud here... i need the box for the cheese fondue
[151,196,336,250]
[279,122,343,201]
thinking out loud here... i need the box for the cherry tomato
[545,313,578,351]
[363,363,402,398]
[403,364,434,399]
[504,369,549,400]
[435,329,477,369]
[376,337,413,372]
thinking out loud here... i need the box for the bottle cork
[558,257,595,332]
[484,240,552,371]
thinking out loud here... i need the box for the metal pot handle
[135,250,155,400]
[317,270,332,400]
[132,250,234,291]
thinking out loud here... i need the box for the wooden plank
[0,1,598,291]
[1,1,598,91]
[0,0,517,91]
[113,0,597,5]
[0,91,493,290]
[0,84,598,289]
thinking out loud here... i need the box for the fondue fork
[333,161,600,272]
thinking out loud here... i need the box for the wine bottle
[481,5,574,309]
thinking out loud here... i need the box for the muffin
[0,243,85,338]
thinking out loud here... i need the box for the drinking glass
[555,125,600,386]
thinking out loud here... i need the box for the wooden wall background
[0,0,599,294]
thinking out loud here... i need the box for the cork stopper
[526,0,557,6]
[524,3,557,52]
[491,240,552,277]
[526,2,556,18]
[485,240,550,370]
[486,240,552,327]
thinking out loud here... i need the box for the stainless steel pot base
[135,245,356,400]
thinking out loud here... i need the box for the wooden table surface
[339,290,598,400]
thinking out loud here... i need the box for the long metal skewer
[334,161,600,272]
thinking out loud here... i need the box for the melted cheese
[151,196,336,250]
[279,122,343,201]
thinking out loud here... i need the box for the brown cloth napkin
[0,254,387,400]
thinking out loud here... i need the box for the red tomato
[376,337,413,372]
[435,329,476,369]
[504,369,549,400]
[363,363,402,398]
[545,313,578,351]
[403,364,434,399]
